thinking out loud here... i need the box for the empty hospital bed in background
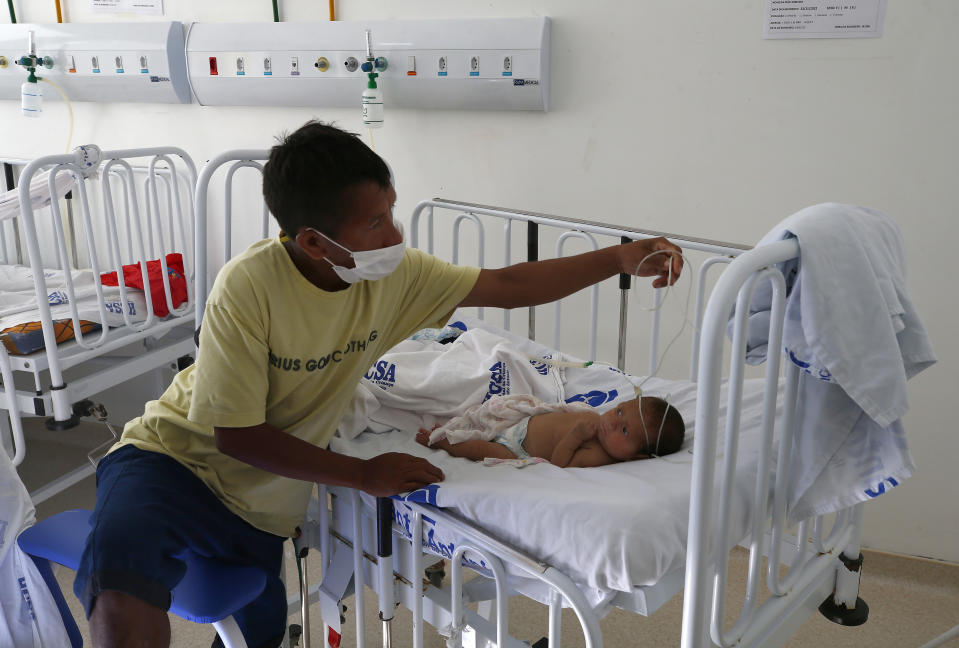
[0,148,197,503]
[196,150,927,648]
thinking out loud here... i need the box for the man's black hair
[262,120,392,238]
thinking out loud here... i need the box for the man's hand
[360,452,445,496]
[460,235,685,309]
[618,237,684,288]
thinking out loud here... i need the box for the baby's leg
[416,429,517,461]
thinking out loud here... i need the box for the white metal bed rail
[302,485,604,648]
[12,147,197,424]
[2,158,192,270]
[411,198,749,377]
[682,238,865,648]
[0,345,25,465]
[194,149,272,328]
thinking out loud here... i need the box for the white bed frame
[195,151,872,648]
[0,149,198,503]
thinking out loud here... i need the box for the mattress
[331,317,781,611]
[0,264,151,354]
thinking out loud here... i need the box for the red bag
[100,253,188,318]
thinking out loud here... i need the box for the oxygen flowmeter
[361,29,387,129]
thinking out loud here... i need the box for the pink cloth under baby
[428,394,591,446]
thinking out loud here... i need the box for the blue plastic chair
[17,509,268,648]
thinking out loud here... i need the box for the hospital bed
[0,148,197,503]
[196,151,875,648]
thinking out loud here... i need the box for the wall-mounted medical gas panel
[185,18,550,111]
[0,22,191,104]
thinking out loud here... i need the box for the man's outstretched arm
[459,237,683,309]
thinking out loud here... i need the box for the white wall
[2,0,956,562]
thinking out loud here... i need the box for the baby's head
[597,396,685,461]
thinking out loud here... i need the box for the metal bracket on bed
[818,552,869,627]
[43,385,92,431]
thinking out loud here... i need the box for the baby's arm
[550,421,598,467]
[565,444,616,468]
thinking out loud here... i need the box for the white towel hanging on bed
[739,203,936,522]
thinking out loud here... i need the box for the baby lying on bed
[416,393,684,468]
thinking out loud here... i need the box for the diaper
[492,417,531,459]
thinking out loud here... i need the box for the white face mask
[312,220,405,284]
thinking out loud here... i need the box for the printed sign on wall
[763,0,886,39]
[91,0,163,15]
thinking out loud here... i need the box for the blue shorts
[73,445,287,648]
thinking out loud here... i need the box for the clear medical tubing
[38,78,74,152]
[680,238,798,648]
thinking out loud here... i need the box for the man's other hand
[360,452,445,496]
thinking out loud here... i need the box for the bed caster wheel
[818,596,869,626]
[177,354,195,371]
[44,414,79,430]
[45,398,94,430]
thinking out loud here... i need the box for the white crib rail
[0,345,25,466]
[11,147,197,424]
[303,485,605,648]
[682,238,865,648]
[553,230,600,360]
[411,198,748,372]
[194,149,271,327]
[682,240,796,647]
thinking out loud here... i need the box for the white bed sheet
[0,264,149,332]
[331,318,780,612]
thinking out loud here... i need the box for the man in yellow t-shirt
[75,121,684,648]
